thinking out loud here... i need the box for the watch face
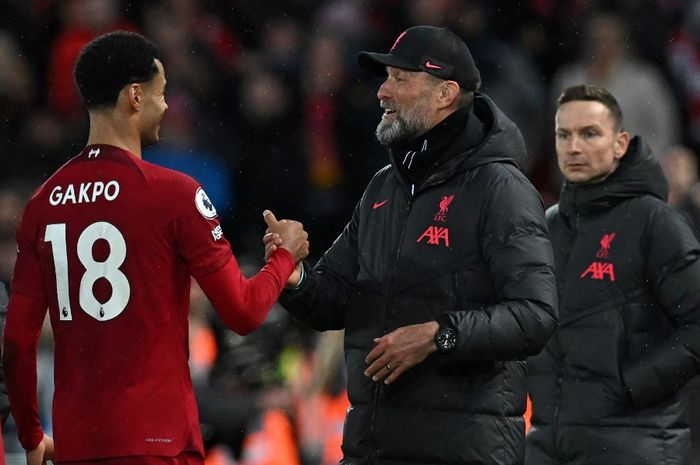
[436,328,457,352]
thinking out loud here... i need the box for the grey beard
[375,105,432,147]
[376,117,411,146]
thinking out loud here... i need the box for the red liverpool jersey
[11,145,247,460]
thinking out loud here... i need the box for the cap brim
[357,51,422,76]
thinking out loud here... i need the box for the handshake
[262,210,309,285]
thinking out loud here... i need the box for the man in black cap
[265,25,558,465]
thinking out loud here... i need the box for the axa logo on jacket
[580,231,617,281]
[417,226,450,246]
[417,194,455,247]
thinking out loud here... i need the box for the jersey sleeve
[3,292,46,451]
[171,177,234,279]
[11,201,47,301]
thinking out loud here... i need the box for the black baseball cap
[358,25,481,91]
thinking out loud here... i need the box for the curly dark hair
[557,84,624,131]
[74,31,160,109]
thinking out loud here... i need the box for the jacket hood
[390,92,525,189]
[456,93,526,170]
[559,136,668,218]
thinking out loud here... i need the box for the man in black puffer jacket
[265,26,558,465]
[526,84,700,465]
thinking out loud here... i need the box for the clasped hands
[262,210,309,281]
[262,212,439,383]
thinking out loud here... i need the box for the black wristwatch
[434,325,457,353]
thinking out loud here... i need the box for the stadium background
[1,0,700,463]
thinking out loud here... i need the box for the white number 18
[44,221,131,321]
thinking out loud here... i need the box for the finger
[262,233,281,244]
[265,245,277,261]
[365,344,384,365]
[365,356,391,379]
[385,364,405,384]
[370,362,394,382]
[365,363,382,380]
[263,210,279,228]
[364,359,381,378]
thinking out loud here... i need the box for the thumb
[263,210,279,228]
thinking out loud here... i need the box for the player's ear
[436,81,460,109]
[125,83,143,111]
[614,130,630,160]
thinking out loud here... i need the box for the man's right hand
[264,231,304,287]
[263,210,309,265]
[26,434,54,465]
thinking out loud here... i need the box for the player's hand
[263,210,309,264]
[26,434,54,465]
[263,230,304,287]
[364,321,439,384]
[263,230,283,262]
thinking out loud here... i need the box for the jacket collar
[388,93,524,192]
[558,136,668,218]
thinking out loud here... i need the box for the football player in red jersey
[3,31,308,465]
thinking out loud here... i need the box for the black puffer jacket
[281,94,558,465]
[526,137,700,465]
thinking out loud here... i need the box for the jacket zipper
[552,193,579,460]
[552,359,562,457]
[369,191,413,464]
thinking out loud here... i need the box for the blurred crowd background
[2,0,700,463]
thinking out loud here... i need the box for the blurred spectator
[13,109,81,184]
[660,144,700,464]
[0,32,37,180]
[300,32,357,256]
[47,0,136,118]
[313,0,370,46]
[451,0,547,169]
[143,90,235,222]
[0,186,32,285]
[0,32,35,115]
[668,1,700,152]
[229,63,306,255]
[258,17,304,81]
[403,0,459,25]
[2,0,698,459]
[293,331,348,465]
[552,12,680,156]
[196,256,309,461]
[660,144,700,233]
[141,0,240,130]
